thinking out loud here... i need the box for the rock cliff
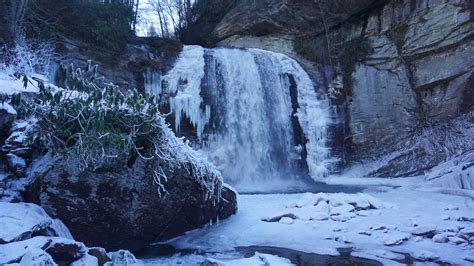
[213,0,473,176]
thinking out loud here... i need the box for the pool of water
[136,244,384,265]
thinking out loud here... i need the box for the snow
[0,70,39,95]
[0,236,86,264]
[71,254,98,266]
[106,250,138,266]
[158,184,474,265]
[18,249,56,265]
[0,102,17,116]
[204,252,294,266]
[50,219,74,240]
[410,225,437,236]
[0,203,52,243]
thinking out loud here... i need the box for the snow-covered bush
[0,36,55,78]
[11,62,223,197]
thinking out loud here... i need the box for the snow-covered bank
[148,184,474,265]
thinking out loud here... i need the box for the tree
[25,0,139,56]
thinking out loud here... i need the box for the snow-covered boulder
[88,247,111,265]
[383,233,411,246]
[32,155,237,251]
[410,225,437,236]
[105,250,137,266]
[5,153,26,177]
[0,236,87,265]
[18,249,56,265]
[0,203,53,243]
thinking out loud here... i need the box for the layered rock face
[213,0,474,176]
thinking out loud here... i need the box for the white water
[147,45,331,191]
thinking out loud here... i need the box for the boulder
[6,153,26,177]
[0,236,87,265]
[0,102,16,136]
[106,249,137,266]
[410,225,437,236]
[32,156,237,251]
[0,202,53,244]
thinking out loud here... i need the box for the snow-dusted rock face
[31,155,237,251]
[213,0,473,176]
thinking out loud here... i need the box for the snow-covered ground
[141,180,474,265]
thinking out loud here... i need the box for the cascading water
[147,45,331,191]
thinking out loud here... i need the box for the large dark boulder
[30,156,237,251]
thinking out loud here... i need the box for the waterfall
[148,45,331,191]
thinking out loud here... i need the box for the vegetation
[13,62,162,171]
[177,0,236,46]
[24,0,138,57]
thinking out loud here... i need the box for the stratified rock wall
[214,0,474,175]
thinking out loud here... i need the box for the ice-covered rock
[88,247,111,265]
[413,250,440,262]
[331,214,355,222]
[0,203,52,243]
[459,227,474,239]
[432,234,449,243]
[71,254,99,266]
[448,236,467,245]
[410,225,437,236]
[49,219,74,240]
[262,213,297,223]
[370,224,395,231]
[383,233,410,246]
[0,236,86,265]
[106,250,137,266]
[18,249,56,265]
[329,204,355,216]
